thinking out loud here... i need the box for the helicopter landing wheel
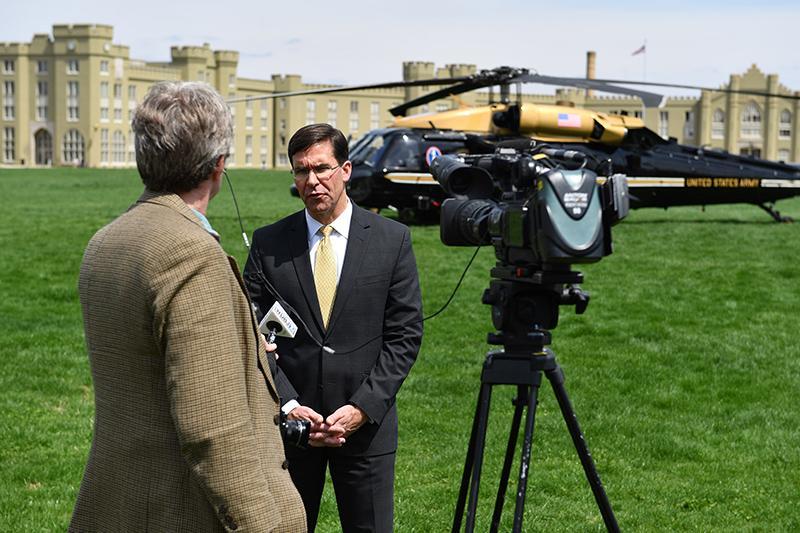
[759,203,794,223]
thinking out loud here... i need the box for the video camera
[430,146,628,342]
[436,146,628,531]
[431,147,628,267]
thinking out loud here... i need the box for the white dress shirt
[283,200,353,416]
[305,199,352,283]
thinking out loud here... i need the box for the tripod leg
[512,372,543,533]
[453,383,486,533]
[453,381,494,533]
[546,365,620,533]
[489,385,528,533]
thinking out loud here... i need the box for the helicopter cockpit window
[350,133,385,166]
[383,135,421,170]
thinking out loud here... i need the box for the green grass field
[1,168,799,531]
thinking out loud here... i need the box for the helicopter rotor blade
[388,79,496,117]
[227,65,799,113]
[226,77,469,104]
[511,74,667,108]
[585,78,800,101]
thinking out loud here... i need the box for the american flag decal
[557,113,582,128]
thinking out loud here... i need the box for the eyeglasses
[291,163,341,181]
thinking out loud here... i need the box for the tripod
[452,270,619,533]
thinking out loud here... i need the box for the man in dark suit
[244,123,423,532]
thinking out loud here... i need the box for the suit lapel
[326,206,370,333]
[287,212,326,335]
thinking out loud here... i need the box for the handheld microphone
[259,301,298,344]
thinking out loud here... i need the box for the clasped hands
[287,404,367,447]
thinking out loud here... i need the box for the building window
[228,74,236,88]
[3,60,14,74]
[245,99,253,129]
[777,148,791,162]
[279,98,286,110]
[349,101,359,133]
[100,82,109,121]
[245,134,253,165]
[260,100,268,129]
[306,99,316,126]
[658,111,669,138]
[327,100,337,128]
[370,102,380,129]
[3,81,14,120]
[128,85,137,118]
[740,146,761,158]
[67,81,79,121]
[100,129,109,163]
[36,81,48,121]
[3,127,14,162]
[112,130,125,163]
[435,103,449,113]
[779,110,792,139]
[35,129,53,165]
[114,83,122,121]
[278,153,289,166]
[100,60,109,74]
[63,129,85,164]
[634,110,643,118]
[740,102,762,139]
[711,109,725,139]
[683,111,695,139]
[67,59,79,74]
[260,135,268,166]
[37,60,48,74]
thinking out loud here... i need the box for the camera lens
[280,419,311,449]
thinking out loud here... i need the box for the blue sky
[3,0,798,96]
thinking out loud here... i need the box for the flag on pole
[632,44,646,56]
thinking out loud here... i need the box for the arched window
[779,109,792,139]
[63,129,85,165]
[112,130,125,163]
[740,102,761,139]
[711,109,725,139]
[35,129,52,165]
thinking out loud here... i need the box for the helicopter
[232,66,800,222]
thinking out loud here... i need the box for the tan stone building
[1,24,798,169]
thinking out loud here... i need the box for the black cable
[223,170,250,249]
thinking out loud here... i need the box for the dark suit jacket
[244,204,423,457]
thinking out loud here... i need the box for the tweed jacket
[70,190,305,532]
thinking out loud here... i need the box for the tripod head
[482,263,589,354]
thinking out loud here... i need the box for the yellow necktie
[314,225,337,328]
